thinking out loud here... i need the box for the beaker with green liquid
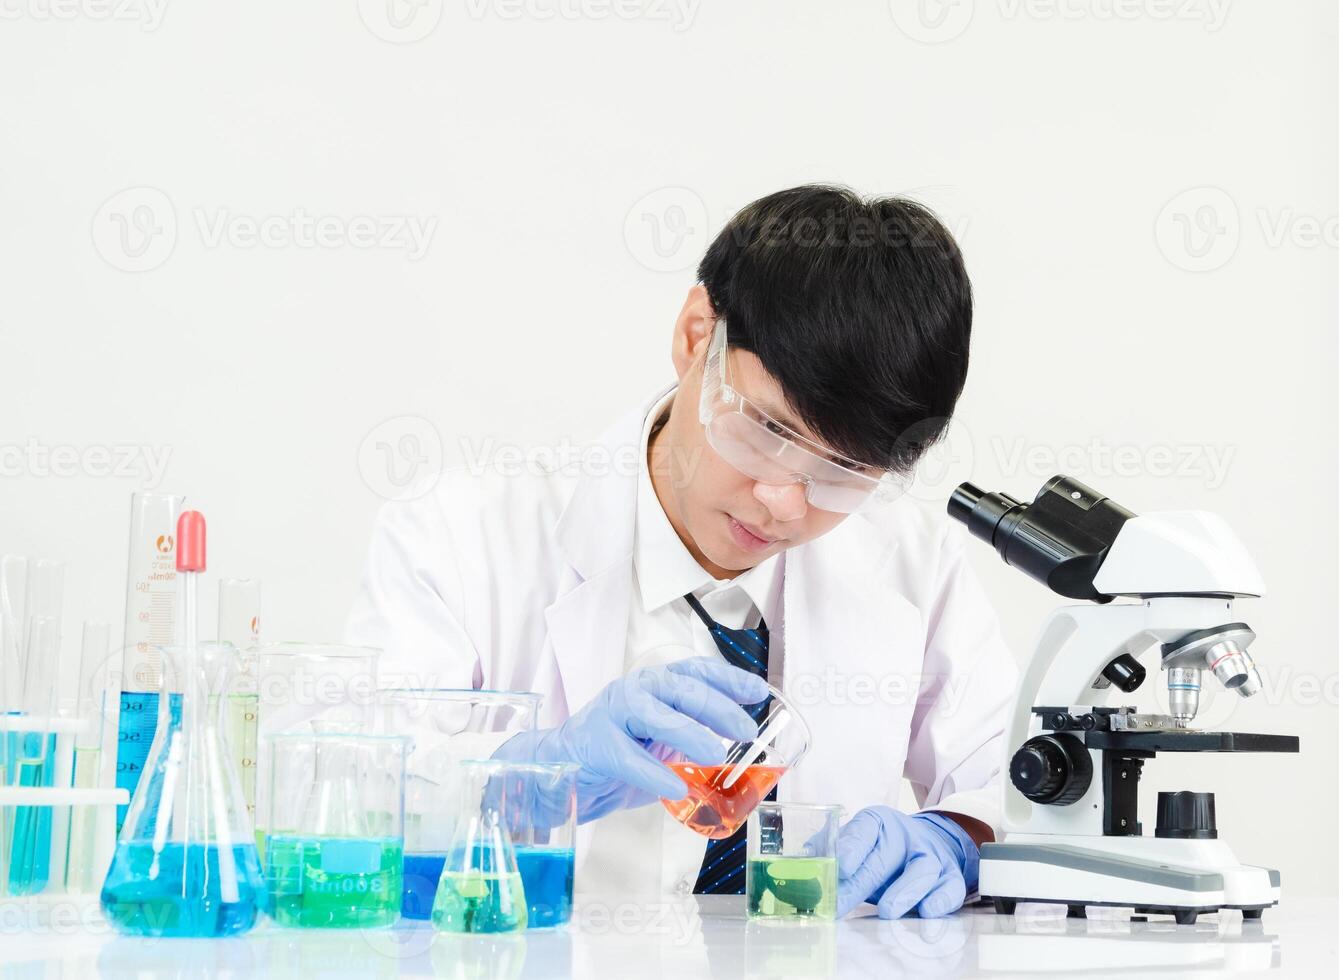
[746,803,843,921]
[262,731,409,929]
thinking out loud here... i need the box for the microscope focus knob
[1010,734,1092,805]
[1155,791,1217,839]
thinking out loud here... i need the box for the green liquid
[64,746,102,893]
[224,694,258,824]
[747,856,838,920]
[432,870,527,933]
[264,835,403,928]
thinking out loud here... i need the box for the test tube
[218,579,261,826]
[1,557,28,787]
[0,556,27,715]
[64,621,110,893]
[7,615,61,895]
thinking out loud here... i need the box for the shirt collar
[634,387,782,620]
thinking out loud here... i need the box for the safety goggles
[697,319,907,514]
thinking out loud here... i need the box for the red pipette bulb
[176,510,207,573]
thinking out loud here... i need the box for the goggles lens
[698,320,907,514]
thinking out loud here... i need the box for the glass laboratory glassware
[374,688,542,921]
[218,579,261,829]
[100,641,264,937]
[262,732,409,929]
[431,760,532,934]
[501,762,577,929]
[64,620,111,893]
[5,615,61,896]
[115,491,185,831]
[746,803,842,920]
[254,644,380,853]
[661,685,811,839]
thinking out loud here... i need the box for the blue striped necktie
[682,591,772,896]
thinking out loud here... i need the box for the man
[347,185,1016,918]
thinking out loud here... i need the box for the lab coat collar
[552,389,660,581]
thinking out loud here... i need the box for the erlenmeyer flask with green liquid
[432,760,529,934]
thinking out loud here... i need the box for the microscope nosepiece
[1208,640,1262,698]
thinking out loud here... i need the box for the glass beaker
[746,803,842,921]
[505,762,577,929]
[660,686,811,839]
[433,759,575,934]
[374,689,541,921]
[254,644,379,852]
[262,732,409,929]
[100,642,264,937]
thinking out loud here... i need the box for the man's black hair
[696,184,972,473]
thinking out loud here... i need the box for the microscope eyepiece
[948,483,1022,546]
[947,476,1136,602]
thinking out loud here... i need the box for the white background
[1,1,1335,896]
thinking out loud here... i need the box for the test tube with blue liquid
[374,688,541,920]
[6,612,61,895]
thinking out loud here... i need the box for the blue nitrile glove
[492,657,767,823]
[835,808,980,919]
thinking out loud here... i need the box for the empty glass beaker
[433,759,578,934]
[100,642,264,937]
[374,689,541,921]
[262,732,409,929]
[254,644,379,851]
[661,686,811,839]
[746,803,842,920]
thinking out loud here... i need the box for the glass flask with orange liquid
[660,686,811,839]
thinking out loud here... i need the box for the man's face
[650,337,851,577]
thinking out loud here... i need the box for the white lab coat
[346,389,1017,898]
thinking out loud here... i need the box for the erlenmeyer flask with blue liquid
[100,639,264,936]
[100,511,263,936]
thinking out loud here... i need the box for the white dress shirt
[579,390,785,896]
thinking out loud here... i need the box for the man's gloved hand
[835,807,980,919]
[492,657,767,823]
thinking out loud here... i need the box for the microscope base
[980,834,1280,925]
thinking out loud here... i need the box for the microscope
[949,475,1298,925]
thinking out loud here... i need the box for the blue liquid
[515,846,574,928]
[114,693,181,831]
[402,852,446,920]
[6,730,56,895]
[100,841,264,937]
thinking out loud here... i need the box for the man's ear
[671,284,716,381]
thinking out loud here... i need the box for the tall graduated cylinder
[100,642,264,937]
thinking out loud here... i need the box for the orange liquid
[661,763,787,839]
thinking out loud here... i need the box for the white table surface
[1,895,1334,977]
